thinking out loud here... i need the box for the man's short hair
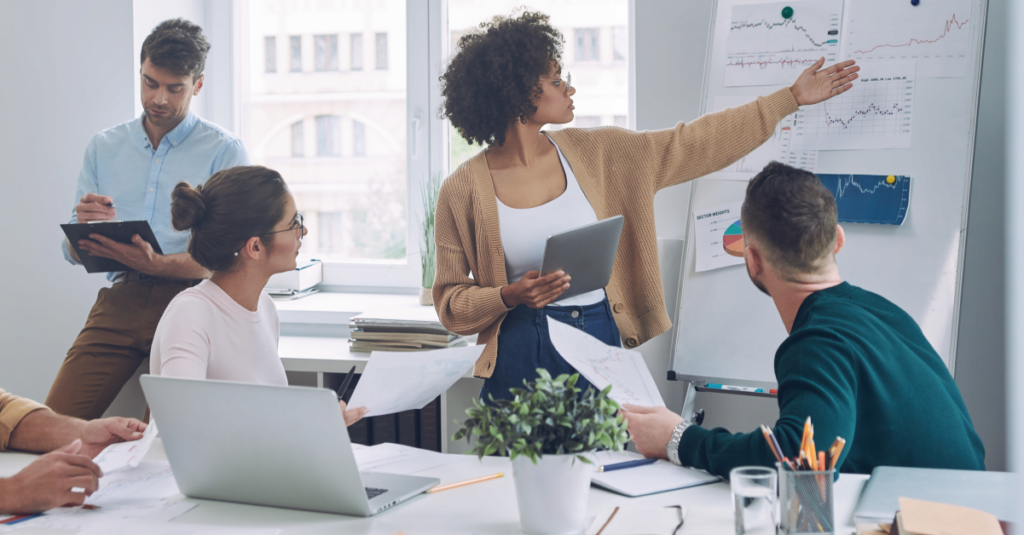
[140,19,210,81]
[741,162,838,276]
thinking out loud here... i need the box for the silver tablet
[539,215,624,301]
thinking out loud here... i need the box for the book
[350,330,462,344]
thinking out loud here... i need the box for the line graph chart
[792,60,915,151]
[842,0,973,78]
[708,95,817,181]
[817,174,911,225]
[726,0,843,87]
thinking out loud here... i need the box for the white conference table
[0,440,869,534]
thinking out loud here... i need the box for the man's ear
[193,74,205,96]
[744,243,764,277]
[834,224,845,255]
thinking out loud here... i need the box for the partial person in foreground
[47,18,249,419]
[149,166,365,426]
[432,10,859,404]
[622,162,985,477]
[0,388,146,513]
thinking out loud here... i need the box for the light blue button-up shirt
[62,111,249,280]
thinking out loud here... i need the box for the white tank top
[496,135,607,307]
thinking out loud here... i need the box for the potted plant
[453,369,629,535]
[417,171,443,306]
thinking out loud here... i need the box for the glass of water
[730,466,777,535]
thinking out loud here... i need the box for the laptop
[852,466,1017,524]
[539,215,624,301]
[140,375,439,516]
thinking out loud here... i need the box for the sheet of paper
[546,317,664,408]
[692,202,746,273]
[841,0,973,78]
[590,459,721,497]
[725,0,843,87]
[707,96,817,181]
[77,523,279,535]
[353,442,466,475]
[93,419,159,474]
[791,60,916,151]
[347,344,484,417]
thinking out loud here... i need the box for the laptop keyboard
[365,487,388,500]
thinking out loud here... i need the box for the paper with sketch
[546,317,665,408]
[93,419,159,474]
[347,344,484,417]
[0,461,194,533]
[352,443,466,475]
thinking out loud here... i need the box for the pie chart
[723,220,744,258]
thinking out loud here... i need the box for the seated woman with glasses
[149,166,365,426]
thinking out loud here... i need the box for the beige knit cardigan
[433,87,800,378]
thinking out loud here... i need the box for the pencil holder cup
[776,463,835,535]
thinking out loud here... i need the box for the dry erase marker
[596,458,657,472]
[705,383,763,393]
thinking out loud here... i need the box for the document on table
[589,451,721,497]
[0,461,195,533]
[347,344,484,417]
[546,317,665,408]
[93,419,159,474]
[352,443,466,474]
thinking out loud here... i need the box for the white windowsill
[274,291,419,325]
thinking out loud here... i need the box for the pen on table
[336,365,357,402]
[596,458,657,473]
[426,472,503,493]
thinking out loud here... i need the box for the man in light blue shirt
[47,19,249,419]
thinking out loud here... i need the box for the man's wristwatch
[666,420,690,466]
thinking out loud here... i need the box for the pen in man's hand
[336,365,357,402]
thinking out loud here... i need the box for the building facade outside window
[376,32,388,70]
[575,28,600,62]
[575,116,601,128]
[315,34,338,71]
[291,121,304,158]
[613,26,627,61]
[289,35,302,72]
[353,120,366,157]
[316,115,342,157]
[350,33,363,71]
[265,36,276,73]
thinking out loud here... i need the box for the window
[613,115,627,128]
[316,115,341,157]
[613,26,627,61]
[375,33,388,70]
[291,121,304,157]
[315,34,338,71]
[575,28,600,62]
[353,120,366,157]
[576,116,601,128]
[265,36,276,73]
[318,212,345,254]
[350,33,363,71]
[289,35,302,72]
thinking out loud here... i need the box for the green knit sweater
[678,282,985,477]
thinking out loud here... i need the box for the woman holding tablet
[433,10,858,403]
[150,166,365,426]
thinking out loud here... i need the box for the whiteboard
[669,0,988,389]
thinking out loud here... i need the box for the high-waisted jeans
[480,298,622,404]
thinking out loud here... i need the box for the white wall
[0,0,135,402]
[636,0,1009,468]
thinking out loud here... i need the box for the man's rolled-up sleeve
[0,389,49,451]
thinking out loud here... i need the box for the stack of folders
[348,305,469,353]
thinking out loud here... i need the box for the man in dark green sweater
[622,162,984,477]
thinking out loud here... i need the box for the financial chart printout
[842,0,973,78]
[818,174,911,226]
[693,202,746,273]
[725,0,843,87]
[791,60,915,151]
[707,95,817,181]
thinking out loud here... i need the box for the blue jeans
[480,298,622,404]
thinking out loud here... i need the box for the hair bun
[171,182,207,231]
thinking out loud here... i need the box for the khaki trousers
[45,278,198,420]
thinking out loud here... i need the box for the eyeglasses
[265,213,305,241]
[543,72,572,94]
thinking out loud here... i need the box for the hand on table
[0,440,102,513]
[75,193,116,223]
[79,417,147,459]
[78,233,163,274]
[620,404,685,460]
[789,58,859,106]
[339,401,368,427]
[500,270,571,309]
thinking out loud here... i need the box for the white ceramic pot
[419,287,433,306]
[511,453,594,535]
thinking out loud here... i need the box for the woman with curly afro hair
[433,10,858,403]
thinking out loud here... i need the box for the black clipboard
[61,220,164,273]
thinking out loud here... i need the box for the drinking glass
[730,466,777,535]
